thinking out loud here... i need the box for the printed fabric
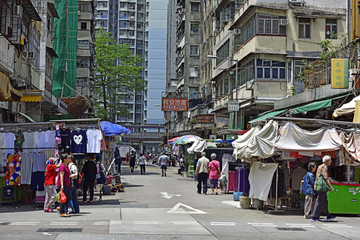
[14,131,24,153]
[6,153,22,185]
[71,129,87,153]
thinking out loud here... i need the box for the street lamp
[207,55,239,130]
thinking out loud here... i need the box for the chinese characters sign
[162,98,188,111]
[196,114,215,124]
[331,59,349,89]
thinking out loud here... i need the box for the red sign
[196,114,215,124]
[162,98,188,111]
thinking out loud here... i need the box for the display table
[328,182,360,214]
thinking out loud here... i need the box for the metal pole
[235,60,238,130]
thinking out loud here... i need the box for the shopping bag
[56,192,61,202]
[315,176,330,192]
[96,172,106,184]
[58,190,67,203]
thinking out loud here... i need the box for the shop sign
[331,59,349,89]
[162,98,188,111]
[196,114,215,124]
[228,101,239,112]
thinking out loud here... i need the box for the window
[76,59,89,67]
[257,14,285,35]
[78,4,90,12]
[190,23,200,34]
[78,40,89,48]
[326,19,337,39]
[216,40,229,65]
[191,2,200,12]
[119,11,127,19]
[190,45,199,55]
[299,18,311,38]
[256,59,286,80]
[81,22,87,30]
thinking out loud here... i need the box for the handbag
[58,190,67,203]
[96,172,106,184]
[315,166,330,192]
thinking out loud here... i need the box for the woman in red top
[57,154,72,217]
[44,158,61,212]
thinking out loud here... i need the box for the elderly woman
[301,162,316,219]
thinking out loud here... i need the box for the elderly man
[311,155,336,222]
[195,152,209,194]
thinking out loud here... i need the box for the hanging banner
[162,98,188,111]
[331,59,349,89]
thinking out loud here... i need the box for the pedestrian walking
[159,152,168,177]
[68,155,79,214]
[57,154,72,217]
[179,156,184,176]
[129,151,136,173]
[311,155,336,222]
[301,162,316,219]
[44,158,61,212]
[195,152,209,194]
[138,153,146,175]
[208,153,220,195]
[82,154,97,203]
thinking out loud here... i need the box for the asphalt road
[0,163,360,240]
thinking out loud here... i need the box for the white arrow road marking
[211,222,236,226]
[160,192,181,199]
[10,222,38,226]
[167,203,207,214]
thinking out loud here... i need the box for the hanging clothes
[60,128,71,152]
[20,152,33,185]
[71,129,87,153]
[3,132,15,167]
[5,153,21,185]
[23,132,37,152]
[14,131,24,153]
[248,162,278,201]
[86,129,103,153]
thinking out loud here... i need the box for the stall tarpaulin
[332,95,360,118]
[339,131,360,166]
[100,121,131,136]
[248,162,278,201]
[274,121,341,151]
[232,120,278,161]
[187,139,207,154]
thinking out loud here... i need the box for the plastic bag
[56,192,61,202]
[59,190,67,203]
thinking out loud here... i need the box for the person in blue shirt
[301,162,316,219]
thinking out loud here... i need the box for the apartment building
[0,0,66,123]
[166,0,348,138]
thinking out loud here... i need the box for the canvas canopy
[187,139,207,154]
[232,120,278,161]
[274,121,341,151]
[332,95,360,118]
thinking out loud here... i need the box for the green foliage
[93,28,146,121]
[295,34,358,89]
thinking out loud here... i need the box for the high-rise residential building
[94,0,166,127]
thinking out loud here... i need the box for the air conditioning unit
[26,52,35,60]
[279,19,288,26]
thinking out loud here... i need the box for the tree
[93,28,146,121]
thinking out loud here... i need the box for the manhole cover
[37,228,83,232]
[276,227,306,231]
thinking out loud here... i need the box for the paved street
[0,164,360,240]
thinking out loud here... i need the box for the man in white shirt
[159,153,169,177]
[195,152,209,194]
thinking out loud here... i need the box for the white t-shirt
[86,129,103,153]
[3,132,15,166]
[44,130,56,148]
[23,132,37,150]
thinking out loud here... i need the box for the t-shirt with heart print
[71,129,87,153]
